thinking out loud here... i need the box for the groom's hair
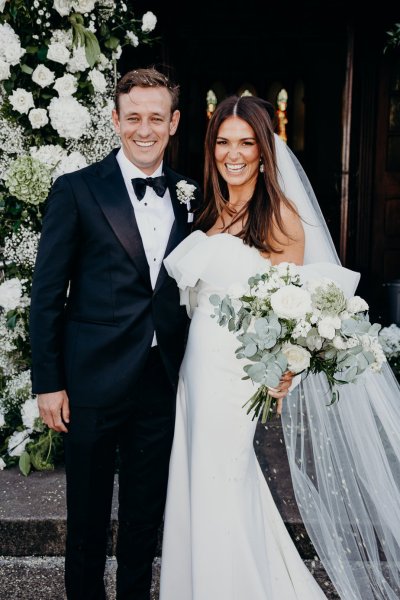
[115,67,180,114]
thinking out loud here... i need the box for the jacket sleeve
[29,174,79,394]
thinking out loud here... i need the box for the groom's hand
[268,371,294,416]
[37,390,70,433]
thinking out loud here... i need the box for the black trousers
[63,347,176,600]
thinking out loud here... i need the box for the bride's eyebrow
[216,136,256,142]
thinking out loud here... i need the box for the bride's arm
[268,201,305,266]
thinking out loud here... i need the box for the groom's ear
[112,108,121,135]
[169,110,180,136]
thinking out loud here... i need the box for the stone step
[0,556,341,600]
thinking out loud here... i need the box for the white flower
[53,0,72,16]
[141,10,157,32]
[270,285,312,320]
[28,108,49,129]
[32,64,55,88]
[67,45,90,73]
[318,315,341,340]
[332,335,347,350]
[88,68,107,93]
[96,53,111,71]
[0,23,25,66]
[47,42,70,65]
[53,73,77,97]
[0,278,23,311]
[0,458,5,470]
[0,411,5,427]
[53,151,87,179]
[72,0,96,12]
[30,144,66,168]
[126,31,139,47]
[50,29,73,49]
[112,45,122,60]
[0,58,10,81]
[7,430,31,457]
[346,295,369,314]
[305,332,323,351]
[0,0,7,12]
[48,96,91,139]
[176,180,196,208]
[282,343,311,373]
[9,88,34,114]
[21,397,41,431]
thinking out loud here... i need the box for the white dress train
[159,230,329,600]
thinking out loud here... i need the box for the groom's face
[112,86,180,175]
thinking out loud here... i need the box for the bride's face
[214,116,260,190]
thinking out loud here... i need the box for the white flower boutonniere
[176,179,196,210]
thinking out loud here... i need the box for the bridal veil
[275,133,400,599]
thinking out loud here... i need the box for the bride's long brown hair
[195,95,297,254]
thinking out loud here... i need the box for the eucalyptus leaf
[84,31,101,68]
[245,362,266,383]
[264,371,281,388]
[19,451,31,477]
[20,64,33,75]
[244,342,258,357]
[209,294,221,306]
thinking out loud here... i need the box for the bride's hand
[267,371,294,416]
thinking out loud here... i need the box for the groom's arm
[29,174,79,396]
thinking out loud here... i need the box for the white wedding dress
[159,230,330,600]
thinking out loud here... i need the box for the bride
[159,95,400,599]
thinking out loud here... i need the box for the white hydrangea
[72,0,96,12]
[7,430,31,457]
[346,296,369,314]
[48,96,91,139]
[141,11,157,32]
[0,58,11,81]
[30,144,66,168]
[67,44,90,73]
[47,42,70,65]
[53,151,87,179]
[53,0,72,17]
[0,23,25,66]
[126,31,139,47]
[21,397,41,432]
[88,68,107,93]
[0,278,24,311]
[32,64,55,88]
[53,73,78,97]
[9,88,35,114]
[28,108,49,129]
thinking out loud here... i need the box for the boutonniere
[176,180,196,211]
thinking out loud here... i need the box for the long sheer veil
[274,133,400,599]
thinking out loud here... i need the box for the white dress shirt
[116,148,175,346]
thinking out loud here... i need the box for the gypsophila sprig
[0,1,160,474]
[176,180,196,208]
[210,262,386,423]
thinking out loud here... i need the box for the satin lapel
[154,167,190,293]
[86,150,151,289]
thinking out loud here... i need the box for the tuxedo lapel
[85,150,151,289]
[154,167,190,293]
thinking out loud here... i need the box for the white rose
[270,285,312,319]
[72,0,96,12]
[48,96,91,139]
[141,10,157,32]
[9,88,35,114]
[53,0,72,16]
[282,343,311,373]
[21,397,40,431]
[28,108,49,129]
[7,430,31,457]
[126,31,139,47]
[318,315,341,340]
[0,58,10,81]
[53,73,77,96]
[32,64,55,88]
[0,458,6,470]
[88,68,107,93]
[0,278,23,311]
[3,41,25,65]
[0,411,5,427]
[47,42,70,65]
[346,295,369,314]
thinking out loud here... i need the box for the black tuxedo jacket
[29,149,201,408]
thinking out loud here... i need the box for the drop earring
[259,159,265,173]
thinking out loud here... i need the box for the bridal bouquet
[209,263,386,423]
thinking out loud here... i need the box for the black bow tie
[131,175,167,201]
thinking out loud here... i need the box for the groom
[29,67,201,600]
